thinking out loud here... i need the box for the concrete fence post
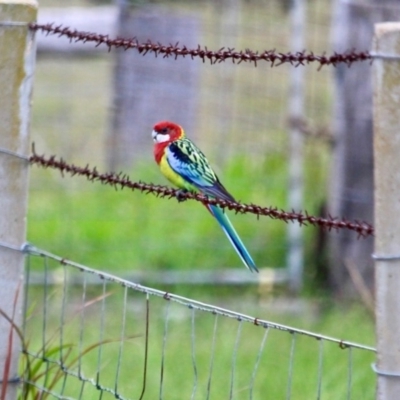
[0,1,37,399]
[373,22,400,400]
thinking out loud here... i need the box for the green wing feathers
[166,139,235,201]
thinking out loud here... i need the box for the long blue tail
[208,205,258,273]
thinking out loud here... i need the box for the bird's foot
[176,189,188,202]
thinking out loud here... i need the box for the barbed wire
[29,23,372,69]
[29,146,374,237]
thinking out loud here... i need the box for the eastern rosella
[152,121,258,273]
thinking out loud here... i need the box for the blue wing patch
[166,139,235,202]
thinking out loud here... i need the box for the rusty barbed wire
[29,23,372,69]
[29,146,374,238]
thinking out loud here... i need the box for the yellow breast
[159,153,193,191]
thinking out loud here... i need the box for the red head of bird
[152,121,185,164]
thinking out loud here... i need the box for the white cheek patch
[155,133,170,143]
[152,129,171,143]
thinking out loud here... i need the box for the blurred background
[30,0,400,299]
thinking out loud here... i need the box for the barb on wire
[29,146,374,237]
[29,23,372,69]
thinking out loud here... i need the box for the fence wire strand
[96,280,107,390]
[206,314,218,400]
[0,138,375,238]
[20,243,375,351]
[190,307,198,400]
[29,22,374,69]
[317,339,324,400]
[249,326,269,400]
[115,286,128,397]
[78,273,87,379]
[159,301,170,400]
[347,347,353,400]
[28,148,374,237]
[229,320,243,399]
[286,333,297,400]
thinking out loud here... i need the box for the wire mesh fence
[19,245,375,400]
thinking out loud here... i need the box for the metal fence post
[287,0,305,293]
[373,22,400,400]
[0,1,37,399]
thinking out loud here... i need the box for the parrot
[152,120,258,273]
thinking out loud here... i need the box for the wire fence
[18,244,375,400]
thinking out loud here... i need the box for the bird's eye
[160,128,168,134]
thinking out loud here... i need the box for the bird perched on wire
[152,121,258,273]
